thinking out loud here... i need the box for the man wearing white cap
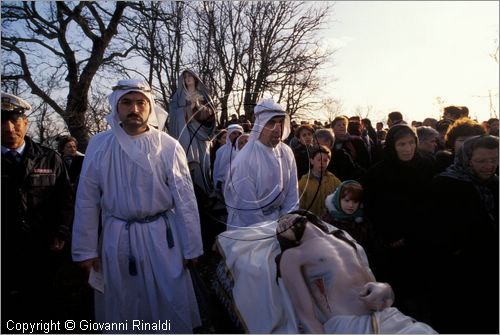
[223,98,299,230]
[71,79,203,332]
[1,92,74,323]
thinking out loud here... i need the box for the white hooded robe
[72,79,203,333]
[223,99,299,230]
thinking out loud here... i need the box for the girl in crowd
[323,180,374,258]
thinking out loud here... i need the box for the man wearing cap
[1,92,74,323]
[223,98,299,230]
[71,79,203,332]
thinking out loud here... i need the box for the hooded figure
[325,180,364,223]
[167,69,216,196]
[324,180,376,258]
[223,98,299,230]
[72,79,203,333]
[361,124,436,322]
[213,123,244,192]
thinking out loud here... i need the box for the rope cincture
[116,211,174,276]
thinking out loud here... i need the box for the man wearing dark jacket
[1,92,74,325]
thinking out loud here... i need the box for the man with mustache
[72,79,203,333]
[223,98,299,230]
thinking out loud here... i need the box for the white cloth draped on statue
[216,220,298,333]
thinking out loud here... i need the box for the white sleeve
[167,141,203,259]
[72,136,103,262]
[224,170,267,229]
[280,146,300,216]
[213,146,223,189]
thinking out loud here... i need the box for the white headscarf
[249,98,290,143]
[226,123,244,144]
[227,98,290,182]
[106,79,168,172]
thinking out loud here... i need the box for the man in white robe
[213,123,243,193]
[72,79,203,333]
[223,99,299,230]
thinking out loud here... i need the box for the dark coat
[361,152,436,245]
[434,149,454,173]
[1,136,74,320]
[2,137,74,243]
[293,143,313,180]
[333,135,371,169]
[361,147,436,320]
[64,154,85,187]
[423,175,499,333]
[328,148,366,182]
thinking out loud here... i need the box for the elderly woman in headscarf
[223,98,299,230]
[167,69,217,196]
[72,79,203,333]
[423,135,499,334]
[361,124,436,322]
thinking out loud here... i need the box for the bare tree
[3,1,334,142]
[323,97,344,122]
[113,1,333,125]
[85,84,111,136]
[117,1,187,111]
[1,1,131,151]
[489,37,498,118]
[353,104,374,120]
[490,37,499,64]
[28,100,66,149]
[239,2,333,120]
[186,2,247,126]
[434,96,447,116]
[181,1,333,122]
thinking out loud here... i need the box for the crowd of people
[1,71,498,334]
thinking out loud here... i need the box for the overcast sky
[319,1,499,124]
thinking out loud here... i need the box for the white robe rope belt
[113,211,174,276]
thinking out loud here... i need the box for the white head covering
[249,98,290,143]
[107,79,167,130]
[106,79,168,172]
[226,124,244,144]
